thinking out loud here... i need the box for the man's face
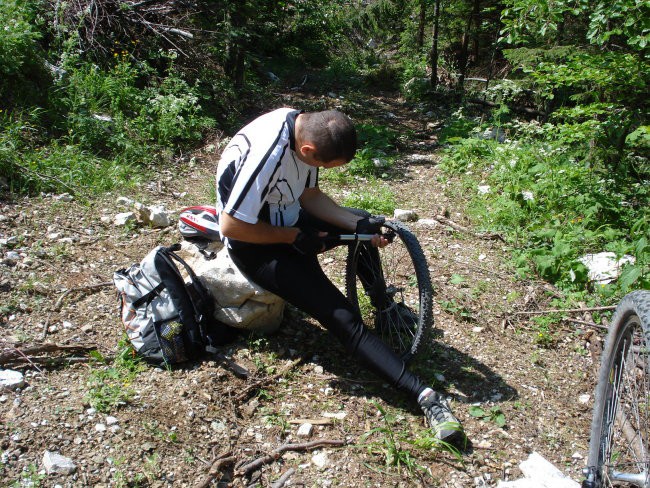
[298,150,348,169]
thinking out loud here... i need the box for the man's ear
[299,143,317,158]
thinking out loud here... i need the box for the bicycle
[328,219,434,364]
[582,290,650,488]
[179,206,434,365]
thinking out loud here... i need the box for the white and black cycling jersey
[216,108,318,247]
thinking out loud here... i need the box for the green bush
[441,126,649,292]
[0,0,46,105]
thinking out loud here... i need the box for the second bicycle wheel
[583,290,650,488]
[345,220,433,363]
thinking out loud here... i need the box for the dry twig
[270,468,296,488]
[0,343,98,367]
[54,281,113,310]
[433,215,505,242]
[512,305,616,315]
[237,439,346,477]
[234,357,305,403]
[193,452,236,488]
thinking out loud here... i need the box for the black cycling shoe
[419,391,464,445]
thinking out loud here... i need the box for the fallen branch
[512,306,616,316]
[237,439,346,477]
[562,317,608,331]
[193,452,236,488]
[0,344,98,367]
[433,215,505,242]
[234,357,305,403]
[54,281,113,310]
[270,468,296,488]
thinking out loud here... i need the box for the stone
[114,212,136,226]
[0,370,25,390]
[393,209,419,222]
[178,241,284,333]
[406,154,435,163]
[579,252,635,284]
[146,205,171,228]
[311,451,330,470]
[43,451,77,475]
[297,423,313,438]
[116,196,134,206]
[497,451,579,488]
[54,193,74,202]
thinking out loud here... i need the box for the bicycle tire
[344,220,433,364]
[583,290,650,488]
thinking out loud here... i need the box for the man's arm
[219,212,299,244]
[299,187,361,231]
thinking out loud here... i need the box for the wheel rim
[347,225,429,362]
[598,314,650,487]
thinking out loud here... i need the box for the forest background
[1,0,648,302]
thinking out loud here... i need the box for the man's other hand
[292,229,327,255]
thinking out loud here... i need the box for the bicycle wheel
[345,220,433,363]
[583,290,650,488]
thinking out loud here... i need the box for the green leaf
[618,265,642,291]
[494,413,507,427]
[468,406,486,418]
[450,274,466,285]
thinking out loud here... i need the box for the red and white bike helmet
[178,205,220,241]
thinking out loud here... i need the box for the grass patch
[440,121,649,295]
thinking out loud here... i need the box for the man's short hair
[299,110,357,163]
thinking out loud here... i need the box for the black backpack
[113,244,235,366]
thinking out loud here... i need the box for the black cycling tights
[228,215,426,400]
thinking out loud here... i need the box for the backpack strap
[132,282,165,308]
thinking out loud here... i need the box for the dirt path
[0,92,600,487]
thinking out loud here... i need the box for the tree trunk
[457,0,480,91]
[417,0,426,50]
[429,0,441,89]
[225,3,248,89]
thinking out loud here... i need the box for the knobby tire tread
[344,220,433,362]
[585,290,650,488]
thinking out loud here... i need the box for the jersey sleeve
[222,128,290,224]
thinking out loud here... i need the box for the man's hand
[355,215,385,235]
[356,216,388,248]
[292,229,328,255]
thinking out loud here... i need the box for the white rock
[406,154,435,163]
[311,451,330,469]
[105,416,119,425]
[95,423,107,432]
[5,251,20,263]
[314,365,324,374]
[116,196,134,206]
[498,451,580,488]
[54,193,74,202]
[114,212,136,226]
[415,219,439,228]
[393,209,419,222]
[579,252,635,284]
[43,451,77,475]
[478,185,491,194]
[578,394,590,404]
[146,204,171,228]
[178,241,284,332]
[297,423,313,437]
[0,369,25,390]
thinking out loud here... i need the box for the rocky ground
[1,92,606,487]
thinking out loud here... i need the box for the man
[216,107,464,443]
